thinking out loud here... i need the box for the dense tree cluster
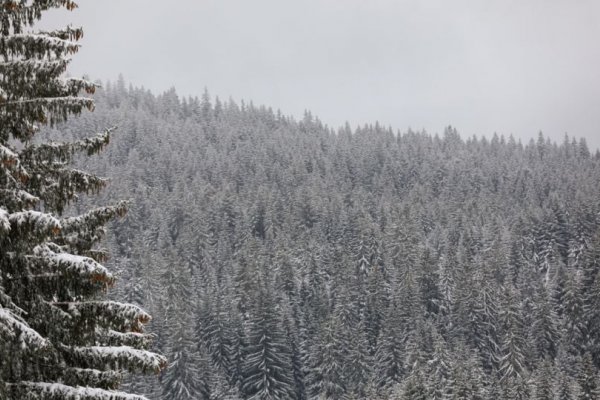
[60,80,600,400]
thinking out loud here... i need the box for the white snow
[11,381,149,400]
[0,208,9,234]
[9,210,61,233]
[57,301,151,325]
[3,96,92,106]
[7,33,80,47]
[0,144,18,164]
[0,306,49,349]
[72,345,168,373]
[96,329,152,347]
[32,245,115,283]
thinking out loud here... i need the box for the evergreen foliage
[48,80,600,399]
[0,2,165,399]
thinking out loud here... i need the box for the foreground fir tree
[0,1,166,399]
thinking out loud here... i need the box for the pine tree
[399,372,428,400]
[374,301,405,392]
[425,327,452,400]
[562,271,586,357]
[583,233,600,367]
[160,261,208,400]
[345,318,372,399]
[306,317,346,400]
[200,296,235,381]
[281,307,306,400]
[556,376,575,400]
[530,284,559,362]
[577,354,600,400]
[0,2,166,399]
[241,283,295,400]
[162,318,209,400]
[447,347,486,400]
[532,359,554,400]
[498,285,527,383]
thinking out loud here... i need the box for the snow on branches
[0,2,165,397]
[68,346,168,374]
[0,305,49,350]
[8,381,150,400]
[31,244,115,286]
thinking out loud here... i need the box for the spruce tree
[532,359,554,400]
[498,285,527,383]
[0,2,166,399]
[241,284,295,400]
[160,262,208,400]
[577,354,600,400]
[305,317,346,400]
[374,301,405,392]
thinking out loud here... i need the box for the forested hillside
[56,79,600,400]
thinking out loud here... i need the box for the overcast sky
[43,0,600,150]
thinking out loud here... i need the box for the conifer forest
[2,2,600,400]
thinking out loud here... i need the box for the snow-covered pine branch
[0,305,49,349]
[0,33,80,59]
[0,207,9,235]
[19,129,113,172]
[8,210,61,240]
[7,381,149,400]
[61,368,123,390]
[0,1,79,36]
[95,329,154,349]
[0,58,71,79]
[67,346,168,374]
[62,201,129,234]
[0,189,40,210]
[25,167,108,213]
[52,301,151,333]
[0,143,17,165]
[30,244,115,286]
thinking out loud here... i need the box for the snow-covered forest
[53,80,600,399]
[3,2,600,400]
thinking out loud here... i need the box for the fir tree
[532,359,554,400]
[0,2,165,399]
[498,285,527,382]
[160,262,207,400]
[306,317,346,400]
[240,283,295,400]
[530,284,559,362]
[374,301,405,391]
[577,354,600,400]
